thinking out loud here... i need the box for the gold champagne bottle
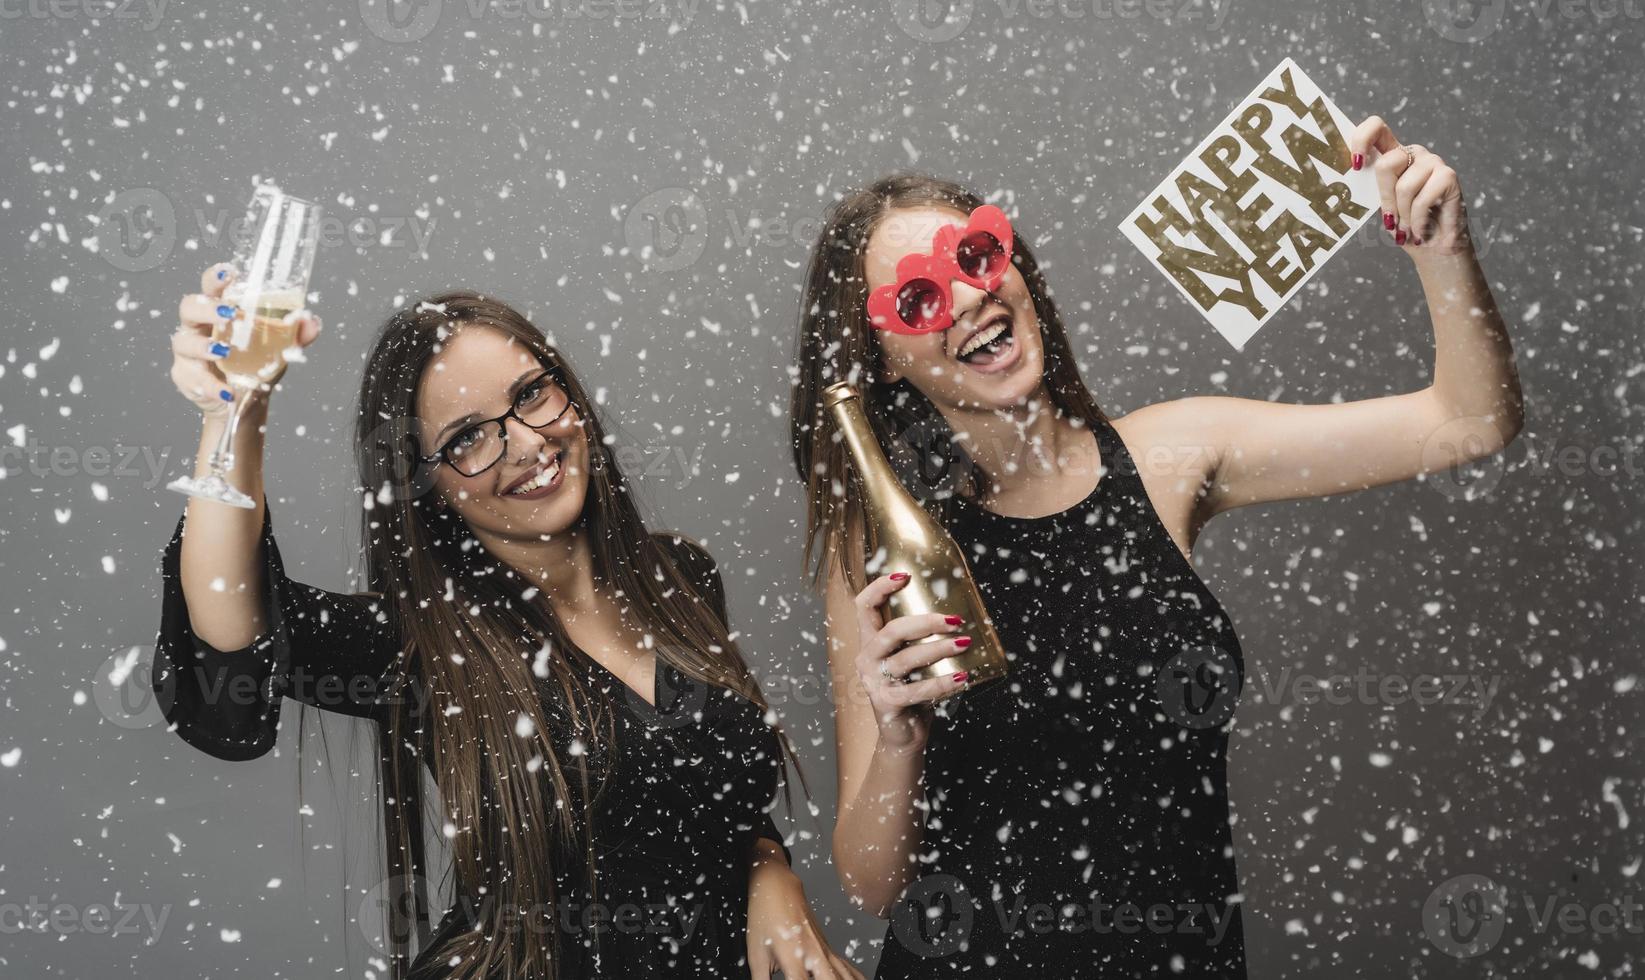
[824,382,1009,687]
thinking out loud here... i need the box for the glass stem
[206,387,250,476]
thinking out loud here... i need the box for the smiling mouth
[503,450,565,497]
[956,312,1015,366]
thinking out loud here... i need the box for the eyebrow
[432,367,548,444]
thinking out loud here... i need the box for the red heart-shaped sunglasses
[866,205,1015,336]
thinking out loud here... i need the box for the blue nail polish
[209,341,231,357]
[217,269,228,280]
[217,304,235,319]
[219,389,234,402]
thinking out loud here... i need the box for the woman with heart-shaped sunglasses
[790,157,1520,978]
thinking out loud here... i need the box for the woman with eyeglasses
[155,274,861,980]
[790,151,1520,975]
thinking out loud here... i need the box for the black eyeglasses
[418,368,575,477]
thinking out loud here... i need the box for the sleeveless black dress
[151,506,789,979]
[875,417,1248,978]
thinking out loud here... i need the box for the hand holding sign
[1120,59,1473,350]
[1351,116,1470,255]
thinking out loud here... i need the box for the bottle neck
[828,394,929,526]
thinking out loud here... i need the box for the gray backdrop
[2,0,1642,976]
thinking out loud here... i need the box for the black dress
[875,417,1248,978]
[151,505,790,979]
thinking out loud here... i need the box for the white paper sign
[1119,58,1381,350]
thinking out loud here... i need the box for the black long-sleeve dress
[151,505,790,979]
[873,416,1249,978]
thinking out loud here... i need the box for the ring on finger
[879,661,903,685]
[1401,143,1427,169]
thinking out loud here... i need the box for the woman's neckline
[952,419,1113,524]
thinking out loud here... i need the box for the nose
[949,279,987,323]
[506,416,554,465]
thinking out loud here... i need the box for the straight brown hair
[352,292,794,979]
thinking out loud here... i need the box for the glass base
[167,473,257,509]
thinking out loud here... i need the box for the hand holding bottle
[850,570,975,753]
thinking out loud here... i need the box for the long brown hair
[789,173,1107,591]
[353,292,788,979]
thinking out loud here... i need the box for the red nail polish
[889,572,909,582]
[1394,227,1408,246]
[1352,152,1363,171]
[1382,210,1395,231]
[944,615,963,626]
[954,636,972,648]
[953,671,969,683]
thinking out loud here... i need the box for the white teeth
[960,319,1010,358]
[508,456,561,495]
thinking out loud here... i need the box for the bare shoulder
[1109,397,1231,487]
[1108,398,1235,554]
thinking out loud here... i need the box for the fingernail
[953,636,972,648]
[219,389,234,402]
[889,572,910,582]
[944,615,963,626]
[216,269,228,280]
[1382,211,1395,231]
[952,671,969,684]
[216,304,236,319]
[1352,152,1363,171]
[1412,233,1423,246]
[208,341,231,357]
[1394,227,1408,246]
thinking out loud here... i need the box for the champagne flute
[167,184,321,509]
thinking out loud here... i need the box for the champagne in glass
[167,184,321,509]
[215,285,307,388]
